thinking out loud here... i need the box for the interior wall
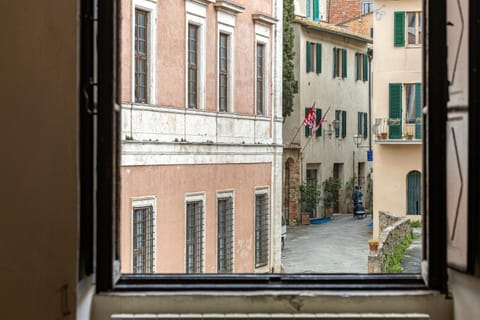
[0,0,79,319]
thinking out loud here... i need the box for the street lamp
[324,119,340,138]
[353,133,366,148]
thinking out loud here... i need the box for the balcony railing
[373,118,422,142]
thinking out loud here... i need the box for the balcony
[373,118,422,145]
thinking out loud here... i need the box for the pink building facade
[119,0,283,274]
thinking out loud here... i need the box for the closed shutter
[333,47,337,77]
[415,82,422,139]
[335,110,340,137]
[313,0,319,21]
[363,112,368,139]
[316,108,322,136]
[305,108,310,137]
[306,0,311,19]
[407,171,421,215]
[389,83,402,138]
[316,43,322,73]
[363,54,368,81]
[394,11,405,47]
[306,41,311,72]
[342,110,347,138]
[341,49,347,78]
[357,112,362,135]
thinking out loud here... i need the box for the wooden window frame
[256,43,265,115]
[218,33,229,112]
[92,0,451,293]
[188,24,199,109]
[217,195,234,273]
[134,9,148,103]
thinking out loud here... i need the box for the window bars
[186,201,204,273]
[255,193,269,268]
[132,206,154,273]
[217,197,234,273]
[134,9,148,103]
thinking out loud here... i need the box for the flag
[312,106,331,134]
[303,101,317,129]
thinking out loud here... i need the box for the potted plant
[299,181,321,224]
[368,239,379,252]
[322,177,342,217]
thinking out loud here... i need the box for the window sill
[375,139,422,145]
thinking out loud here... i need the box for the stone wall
[368,211,411,273]
[283,146,301,224]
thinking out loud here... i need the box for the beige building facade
[372,0,423,238]
[283,4,372,223]
[119,0,283,273]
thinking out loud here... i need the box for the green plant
[344,176,357,210]
[282,0,296,118]
[125,135,133,140]
[410,220,422,228]
[299,182,321,213]
[382,231,413,273]
[322,177,342,210]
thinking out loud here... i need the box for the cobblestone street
[281,213,373,273]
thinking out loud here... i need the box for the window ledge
[375,139,422,145]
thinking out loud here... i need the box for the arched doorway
[406,170,421,215]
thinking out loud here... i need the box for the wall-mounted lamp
[353,133,369,148]
[324,119,340,138]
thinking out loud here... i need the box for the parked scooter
[353,200,366,219]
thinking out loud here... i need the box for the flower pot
[368,240,379,252]
[380,132,388,139]
[301,212,310,225]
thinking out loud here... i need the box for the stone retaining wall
[368,211,411,273]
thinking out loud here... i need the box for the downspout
[368,48,373,152]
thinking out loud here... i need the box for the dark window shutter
[335,110,340,137]
[333,47,337,77]
[363,54,368,81]
[357,112,362,135]
[415,83,422,139]
[316,108,322,136]
[305,108,311,137]
[313,0,319,21]
[306,0,311,19]
[342,110,347,138]
[341,49,347,78]
[306,41,311,72]
[389,83,403,138]
[394,11,405,47]
[316,43,322,73]
[364,112,368,139]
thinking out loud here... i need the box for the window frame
[131,199,156,274]
[185,194,206,274]
[94,0,448,293]
[406,11,423,46]
[254,188,270,270]
[217,191,235,273]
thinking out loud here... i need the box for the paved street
[282,213,372,273]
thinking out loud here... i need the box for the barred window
[256,43,264,115]
[255,193,269,268]
[186,201,204,273]
[134,9,148,103]
[217,197,234,273]
[132,206,154,273]
[219,33,229,112]
[188,24,199,108]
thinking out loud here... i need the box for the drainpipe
[367,48,373,152]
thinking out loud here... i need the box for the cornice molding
[214,0,245,15]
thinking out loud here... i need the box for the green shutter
[394,11,405,47]
[306,41,311,72]
[415,83,422,139]
[316,108,322,136]
[357,112,362,135]
[313,0,319,21]
[363,112,368,139]
[363,54,368,81]
[341,49,347,78]
[316,43,322,73]
[407,171,421,215]
[342,110,347,138]
[335,110,340,137]
[306,0,311,19]
[305,108,311,137]
[389,83,403,138]
[333,47,337,77]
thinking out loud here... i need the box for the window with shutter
[363,112,368,139]
[333,47,337,77]
[305,108,311,137]
[394,11,406,47]
[316,108,322,136]
[306,0,311,20]
[306,41,311,73]
[313,0,319,21]
[415,83,422,139]
[363,54,368,81]
[316,43,322,74]
[389,83,403,138]
[335,110,340,137]
[357,112,362,135]
[341,49,347,78]
[341,110,347,138]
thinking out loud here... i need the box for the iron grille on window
[186,201,204,273]
[188,24,198,108]
[219,33,228,112]
[255,193,269,268]
[256,44,264,115]
[217,197,234,273]
[135,9,148,103]
[132,206,154,273]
